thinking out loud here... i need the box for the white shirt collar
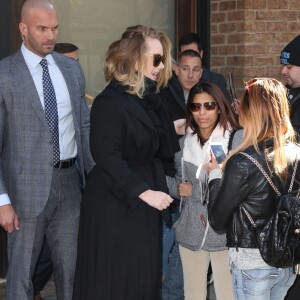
[21,43,55,69]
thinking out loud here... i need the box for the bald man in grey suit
[0,0,94,299]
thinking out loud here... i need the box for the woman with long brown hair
[208,78,300,300]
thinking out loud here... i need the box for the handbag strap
[239,152,298,196]
[240,204,257,228]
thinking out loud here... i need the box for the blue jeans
[231,263,296,300]
[162,220,175,277]
[161,212,184,300]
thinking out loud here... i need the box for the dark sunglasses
[190,102,218,112]
[145,53,165,67]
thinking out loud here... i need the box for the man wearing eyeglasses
[281,34,300,300]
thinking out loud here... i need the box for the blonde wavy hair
[104,25,173,98]
[228,77,295,181]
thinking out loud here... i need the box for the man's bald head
[19,0,59,57]
[21,0,56,22]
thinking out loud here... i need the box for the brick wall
[210,0,300,95]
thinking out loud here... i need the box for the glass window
[54,0,175,100]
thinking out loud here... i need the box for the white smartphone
[210,143,226,164]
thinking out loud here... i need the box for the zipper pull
[235,235,239,252]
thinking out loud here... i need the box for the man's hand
[0,204,19,233]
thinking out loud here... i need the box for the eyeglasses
[190,102,218,112]
[145,53,165,67]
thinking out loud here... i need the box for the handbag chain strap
[239,152,298,228]
[240,205,257,228]
[240,152,298,195]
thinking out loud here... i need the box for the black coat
[74,81,175,300]
[202,69,232,103]
[161,74,186,121]
[287,86,300,141]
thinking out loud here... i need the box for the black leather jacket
[208,140,300,249]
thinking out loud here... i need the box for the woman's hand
[208,152,221,173]
[174,119,186,135]
[178,182,192,197]
[139,190,173,211]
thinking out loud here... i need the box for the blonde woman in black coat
[73,25,179,300]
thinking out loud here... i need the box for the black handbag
[239,152,300,269]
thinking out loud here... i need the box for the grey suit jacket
[0,49,94,218]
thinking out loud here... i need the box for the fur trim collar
[183,124,231,167]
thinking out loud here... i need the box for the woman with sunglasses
[208,78,300,300]
[73,25,179,300]
[166,81,239,300]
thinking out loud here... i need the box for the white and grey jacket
[167,124,233,251]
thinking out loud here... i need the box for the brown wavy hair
[229,77,295,180]
[104,25,173,97]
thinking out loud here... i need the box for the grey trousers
[6,165,81,300]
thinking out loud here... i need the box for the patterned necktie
[40,58,60,165]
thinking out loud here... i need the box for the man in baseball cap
[280,34,300,142]
[281,34,300,300]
